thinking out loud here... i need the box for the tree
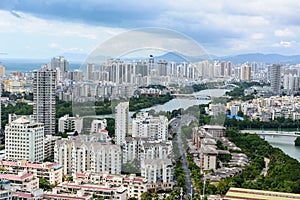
[141,192,152,200]
[67,176,73,182]
[237,110,244,117]
[39,178,52,190]
[295,137,300,146]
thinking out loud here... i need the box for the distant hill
[154,52,188,63]
[154,52,300,65]
[218,53,300,64]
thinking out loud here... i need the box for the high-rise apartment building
[115,102,129,146]
[240,64,251,82]
[132,112,168,141]
[5,116,44,162]
[51,56,69,72]
[158,60,168,76]
[270,64,281,95]
[51,56,69,82]
[33,67,56,135]
[86,63,95,80]
[0,65,5,76]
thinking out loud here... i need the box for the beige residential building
[0,172,39,191]
[74,173,149,199]
[54,140,121,175]
[0,160,63,185]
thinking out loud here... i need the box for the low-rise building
[90,119,107,133]
[0,172,39,191]
[58,114,83,133]
[56,182,127,200]
[0,160,63,185]
[74,173,148,199]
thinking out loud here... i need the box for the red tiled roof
[62,183,117,191]
[0,160,60,170]
[12,192,34,198]
[0,173,33,181]
[134,178,144,183]
[44,193,89,200]
[76,173,88,178]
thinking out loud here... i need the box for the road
[170,115,195,198]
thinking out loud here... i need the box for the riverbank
[241,130,300,162]
[217,130,300,194]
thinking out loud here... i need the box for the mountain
[154,52,188,63]
[218,53,300,64]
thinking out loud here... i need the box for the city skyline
[0,1,300,59]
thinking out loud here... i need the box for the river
[264,135,300,162]
[141,89,228,112]
[86,89,228,119]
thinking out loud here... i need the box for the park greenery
[225,81,267,101]
[1,102,33,129]
[216,130,300,194]
[129,93,173,111]
[225,115,300,131]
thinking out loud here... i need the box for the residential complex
[132,112,168,141]
[54,140,121,175]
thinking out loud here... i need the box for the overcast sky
[0,0,300,59]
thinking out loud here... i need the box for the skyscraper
[240,64,251,82]
[0,65,5,77]
[115,102,129,145]
[51,56,69,82]
[86,63,95,80]
[270,64,281,95]
[33,67,56,135]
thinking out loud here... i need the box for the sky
[0,0,300,60]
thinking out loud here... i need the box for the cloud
[251,33,264,40]
[50,43,84,53]
[0,0,300,56]
[274,28,295,37]
[273,41,293,48]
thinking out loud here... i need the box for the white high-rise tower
[115,102,129,145]
[5,116,44,162]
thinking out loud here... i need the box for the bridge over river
[172,93,211,100]
[241,130,300,137]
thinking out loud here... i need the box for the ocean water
[2,61,81,75]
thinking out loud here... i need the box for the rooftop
[0,173,33,181]
[224,187,300,200]
[0,160,61,170]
